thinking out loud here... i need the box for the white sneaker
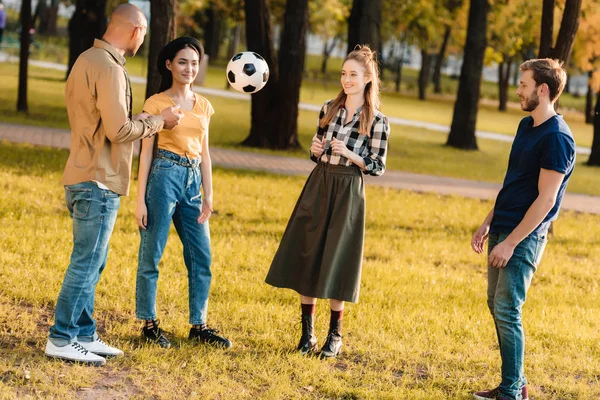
[78,337,124,357]
[45,340,106,366]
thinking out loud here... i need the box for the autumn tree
[432,0,464,94]
[242,0,309,149]
[446,0,490,150]
[572,1,600,165]
[347,0,382,58]
[487,1,539,111]
[539,0,582,63]
[309,0,350,75]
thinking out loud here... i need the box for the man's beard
[521,90,540,112]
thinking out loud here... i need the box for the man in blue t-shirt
[471,59,576,400]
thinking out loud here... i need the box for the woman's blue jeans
[487,232,548,400]
[136,150,212,325]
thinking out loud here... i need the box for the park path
[0,51,592,156]
[0,122,598,214]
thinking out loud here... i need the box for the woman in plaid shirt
[266,45,390,359]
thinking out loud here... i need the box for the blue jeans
[49,182,120,346]
[487,232,547,400]
[136,150,212,325]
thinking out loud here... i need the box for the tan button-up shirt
[62,39,164,195]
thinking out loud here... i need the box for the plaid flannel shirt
[310,100,390,176]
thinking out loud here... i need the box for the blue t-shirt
[490,115,576,236]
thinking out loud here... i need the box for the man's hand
[471,224,490,254]
[488,240,516,268]
[160,105,184,130]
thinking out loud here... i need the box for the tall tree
[145,0,177,99]
[487,1,539,111]
[432,0,465,94]
[203,3,223,63]
[47,0,60,35]
[588,92,600,166]
[571,0,600,124]
[347,0,382,57]
[17,0,33,113]
[538,0,582,63]
[309,0,350,75]
[242,0,309,149]
[446,0,490,150]
[66,0,107,78]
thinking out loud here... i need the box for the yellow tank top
[142,92,214,160]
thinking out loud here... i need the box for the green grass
[2,61,599,196]
[0,142,599,399]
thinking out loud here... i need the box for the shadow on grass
[0,142,69,177]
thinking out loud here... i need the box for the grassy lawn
[0,142,599,399]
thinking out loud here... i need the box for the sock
[330,309,343,334]
[301,303,316,316]
[192,323,207,331]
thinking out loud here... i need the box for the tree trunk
[446,0,490,150]
[347,0,382,59]
[395,56,403,93]
[587,90,600,166]
[539,0,582,64]
[418,49,432,101]
[539,0,554,58]
[225,24,242,90]
[272,0,309,149]
[203,4,222,64]
[17,0,32,113]
[585,70,593,124]
[237,0,310,149]
[550,0,582,64]
[242,0,279,148]
[33,0,49,34]
[498,58,511,112]
[321,35,339,75]
[67,0,107,78]
[145,0,176,99]
[433,26,451,94]
[47,0,60,35]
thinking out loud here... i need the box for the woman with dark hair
[265,45,390,359]
[134,36,230,349]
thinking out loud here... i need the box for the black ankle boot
[320,319,342,359]
[297,314,317,355]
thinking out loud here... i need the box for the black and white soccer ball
[226,51,270,94]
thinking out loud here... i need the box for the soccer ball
[226,51,270,94]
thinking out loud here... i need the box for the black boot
[320,319,342,359]
[297,314,318,355]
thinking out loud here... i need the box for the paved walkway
[1,122,598,214]
[0,51,592,156]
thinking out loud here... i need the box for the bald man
[45,4,183,366]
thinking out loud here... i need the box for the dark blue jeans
[487,232,548,400]
[49,182,120,345]
[136,150,212,325]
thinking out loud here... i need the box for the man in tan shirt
[45,4,182,366]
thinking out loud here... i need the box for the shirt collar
[94,39,126,66]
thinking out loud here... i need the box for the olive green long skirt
[265,162,366,303]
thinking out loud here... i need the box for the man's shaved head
[108,3,147,30]
[103,3,148,57]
